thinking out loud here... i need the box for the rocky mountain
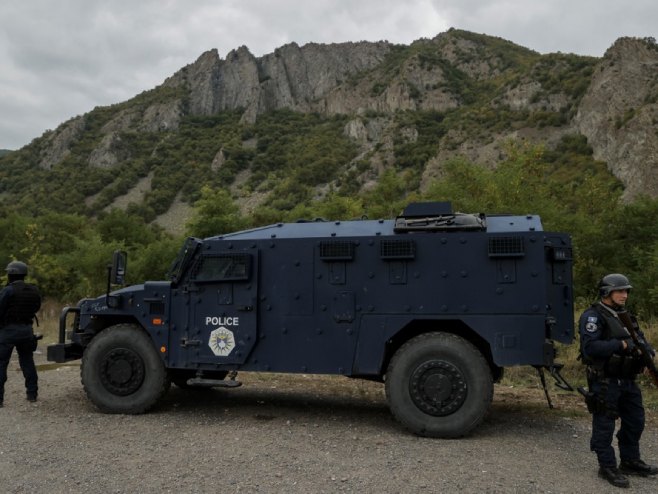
[573,37,658,199]
[1,29,657,232]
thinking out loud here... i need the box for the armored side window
[191,254,251,282]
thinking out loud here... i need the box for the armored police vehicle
[48,202,574,437]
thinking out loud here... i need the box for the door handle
[180,338,201,347]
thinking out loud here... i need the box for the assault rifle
[618,310,658,387]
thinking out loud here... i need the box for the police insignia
[585,322,598,332]
[208,327,236,357]
[587,316,597,323]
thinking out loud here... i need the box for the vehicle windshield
[167,237,202,284]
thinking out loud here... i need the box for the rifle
[618,310,658,387]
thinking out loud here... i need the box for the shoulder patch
[587,316,598,323]
[585,322,599,333]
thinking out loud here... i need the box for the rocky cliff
[573,37,658,199]
[163,41,394,122]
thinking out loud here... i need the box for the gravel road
[1,352,657,494]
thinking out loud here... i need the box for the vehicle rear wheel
[81,324,170,414]
[385,332,493,438]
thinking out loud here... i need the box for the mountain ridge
[2,29,657,233]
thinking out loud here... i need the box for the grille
[488,236,525,257]
[149,302,165,315]
[380,240,416,260]
[319,241,354,261]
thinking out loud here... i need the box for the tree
[363,169,410,219]
[185,186,246,238]
[130,237,182,283]
[96,209,158,246]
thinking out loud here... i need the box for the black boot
[620,459,658,476]
[598,466,630,488]
[26,393,37,402]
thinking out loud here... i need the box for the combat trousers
[590,377,644,467]
[0,328,38,402]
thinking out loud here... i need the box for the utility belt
[581,354,644,417]
[588,354,644,380]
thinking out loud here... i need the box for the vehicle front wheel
[385,332,493,438]
[81,324,170,414]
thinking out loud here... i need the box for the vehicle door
[180,250,259,366]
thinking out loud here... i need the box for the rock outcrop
[574,37,658,199]
[164,41,392,122]
[38,116,86,170]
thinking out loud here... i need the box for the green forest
[1,133,657,317]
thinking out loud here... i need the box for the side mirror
[110,250,127,285]
[106,250,127,309]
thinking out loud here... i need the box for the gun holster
[31,333,43,352]
[578,386,601,414]
[578,385,618,418]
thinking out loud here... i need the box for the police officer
[0,261,42,407]
[579,273,658,488]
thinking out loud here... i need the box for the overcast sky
[1,0,656,150]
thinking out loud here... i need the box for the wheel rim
[99,348,146,396]
[409,360,467,416]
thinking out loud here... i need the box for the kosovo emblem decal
[208,327,236,357]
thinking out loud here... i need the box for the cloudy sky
[1,0,656,150]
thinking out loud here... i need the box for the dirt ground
[1,351,658,494]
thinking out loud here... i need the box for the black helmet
[598,273,632,297]
[5,260,28,276]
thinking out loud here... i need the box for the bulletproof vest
[593,302,630,340]
[3,281,41,325]
[587,302,643,377]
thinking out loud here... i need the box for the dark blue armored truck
[48,202,574,437]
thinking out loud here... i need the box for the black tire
[385,332,493,438]
[81,324,170,414]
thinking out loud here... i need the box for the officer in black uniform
[579,273,658,488]
[0,261,42,407]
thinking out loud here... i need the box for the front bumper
[46,306,83,363]
[47,343,84,363]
